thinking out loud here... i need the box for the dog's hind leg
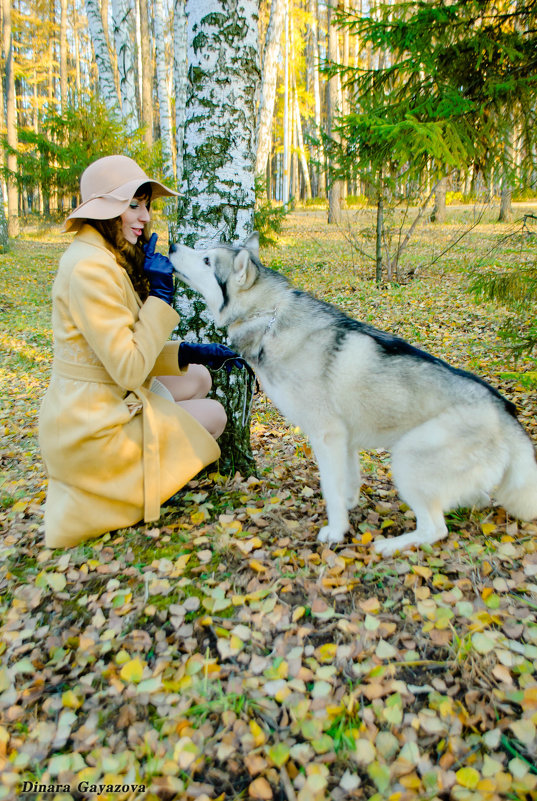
[375,407,508,556]
[309,424,351,546]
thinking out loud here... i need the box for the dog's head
[169,233,260,326]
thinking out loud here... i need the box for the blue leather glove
[178,342,246,373]
[143,233,175,305]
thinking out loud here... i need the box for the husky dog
[169,234,537,555]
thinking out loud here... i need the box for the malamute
[169,234,537,555]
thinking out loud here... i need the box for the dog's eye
[203,257,210,266]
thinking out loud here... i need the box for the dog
[169,233,537,555]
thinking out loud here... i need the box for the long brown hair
[86,183,152,300]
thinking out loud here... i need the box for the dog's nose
[169,243,177,254]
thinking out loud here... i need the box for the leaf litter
[1,213,537,800]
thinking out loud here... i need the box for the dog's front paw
[318,525,346,545]
[374,538,404,557]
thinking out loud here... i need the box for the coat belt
[52,357,161,523]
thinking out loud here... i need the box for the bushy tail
[496,423,537,521]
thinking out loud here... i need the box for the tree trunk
[153,0,175,181]
[112,0,139,131]
[431,175,447,223]
[309,0,325,197]
[60,0,69,110]
[85,0,121,115]
[293,83,312,201]
[171,0,188,245]
[139,0,154,147]
[175,0,260,477]
[376,192,383,284]
[0,179,8,253]
[282,0,290,205]
[255,0,285,176]
[173,0,188,188]
[327,1,342,225]
[2,0,19,237]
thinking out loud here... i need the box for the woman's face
[120,197,151,244]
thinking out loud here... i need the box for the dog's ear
[243,231,259,259]
[233,249,257,288]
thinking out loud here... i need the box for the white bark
[173,0,188,185]
[174,0,260,476]
[178,0,260,247]
[2,0,19,237]
[85,0,120,115]
[282,0,290,204]
[154,0,175,182]
[294,84,312,200]
[255,0,285,176]
[112,0,139,131]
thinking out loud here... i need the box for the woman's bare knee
[178,398,227,439]
[156,365,212,402]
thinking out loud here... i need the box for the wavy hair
[86,183,152,300]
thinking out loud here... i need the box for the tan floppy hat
[64,155,179,232]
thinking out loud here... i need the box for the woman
[39,154,240,548]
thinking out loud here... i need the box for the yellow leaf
[249,720,267,747]
[481,522,496,536]
[361,531,373,545]
[249,559,267,573]
[317,643,337,663]
[292,606,306,622]
[412,565,432,580]
[62,690,82,709]
[119,657,145,683]
[190,510,206,526]
[456,767,480,789]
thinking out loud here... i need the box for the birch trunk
[327,1,342,224]
[138,0,153,147]
[282,0,290,204]
[85,0,120,115]
[153,0,175,182]
[2,0,19,237]
[60,0,68,110]
[0,180,8,253]
[255,0,285,176]
[174,0,260,476]
[112,0,139,131]
[293,83,312,200]
[173,0,188,186]
[309,0,325,196]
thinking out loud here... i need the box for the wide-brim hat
[64,155,179,232]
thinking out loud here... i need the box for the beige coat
[39,225,220,548]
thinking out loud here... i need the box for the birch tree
[173,0,188,185]
[112,0,139,131]
[154,0,175,181]
[174,0,260,475]
[327,0,342,224]
[85,0,120,115]
[139,0,154,147]
[2,0,19,237]
[255,0,285,177]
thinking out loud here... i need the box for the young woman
[39,155,240,548]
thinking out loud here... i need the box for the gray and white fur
[169,234,537,555]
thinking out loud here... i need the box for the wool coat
[39,225,220,548]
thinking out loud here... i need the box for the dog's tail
[496,420,537,520]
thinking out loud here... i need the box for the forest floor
[1,204,537,801]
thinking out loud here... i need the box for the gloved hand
[143,233,175,305]
[178,341,246,373]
